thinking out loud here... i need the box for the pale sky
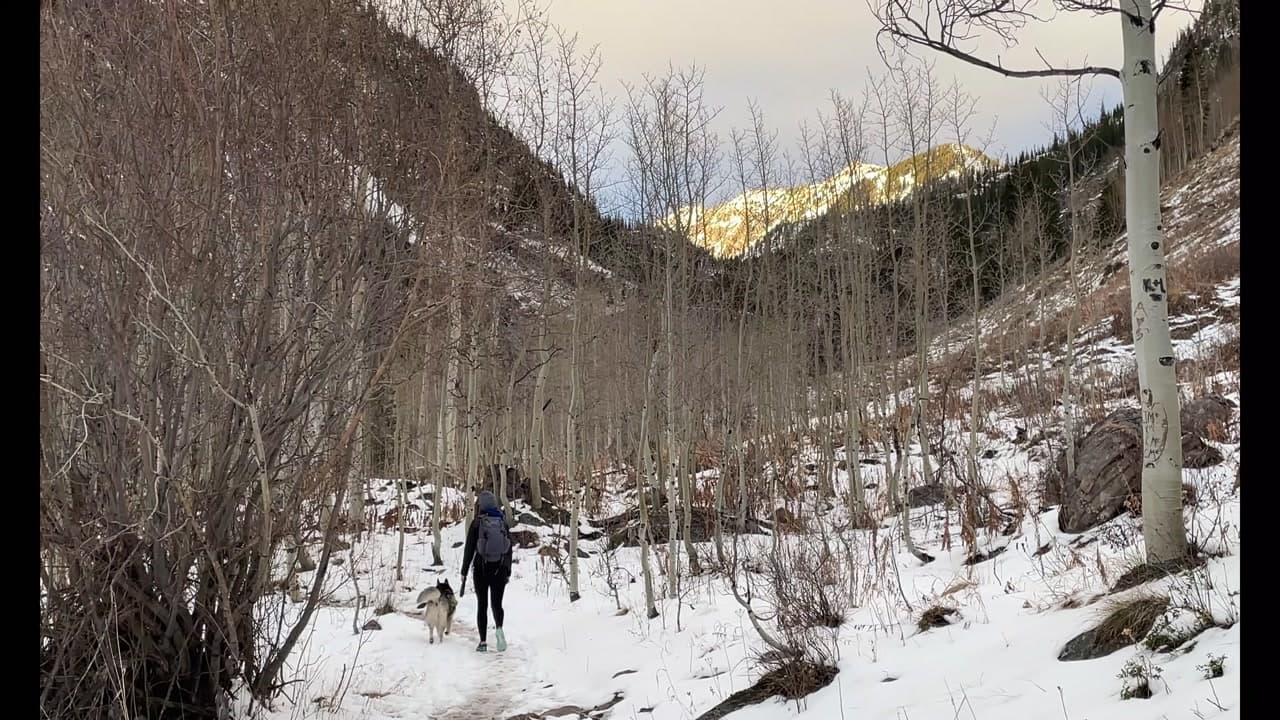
[514,0,1203,212]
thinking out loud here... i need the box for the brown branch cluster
[874,0,1122,79]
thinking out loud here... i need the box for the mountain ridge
[662,142,998,258]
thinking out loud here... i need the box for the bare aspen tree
[741,101,779,536]
[637,345,662,619]
[416,0,474,571]
[626,66,721,597]
[942,78,992,550]
[1043,77,1094,483]
[465,346,481,529]
[897,61,945,565]
[795,119,838,512]
[506,5,554,515]
[721,125,762,563]
[622,95,663,602]
[867,67,928,563]
[875,0,1187,563]
[432,358,451,566]
[552,28,613,602]
[821,90,873,522]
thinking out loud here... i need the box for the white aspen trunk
[842,282,866,520]
[818,341,835,507]
[1121,0,1187,563]
[733,263,754,537]
[530,342,550,512]
[502,330,523,520]
[1063,129,1081,483]
[638,348,660,619]
[664,265,680,599]
[431,361,448,567]
[395,469,409,581]
[464,349,479,531]
[348,275,368,539]
[842,206,868,522]
[713,383,728,567]
[567,312,582,603]
[968,218,982,493]
[680,407,699,575]
[662,426,679,599]
[910,238,935,564]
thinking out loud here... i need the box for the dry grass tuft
[1111,554,1206,594]
[1058,593,1169,661]
[917,605,959,632]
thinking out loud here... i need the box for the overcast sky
[515,0,1203,212]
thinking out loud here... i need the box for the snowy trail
[429,612,543,720]
[288,603,559,720]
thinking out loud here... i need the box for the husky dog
[415,578,458,644]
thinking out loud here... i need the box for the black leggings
[473,568,506,642]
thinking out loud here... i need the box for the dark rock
[510,529,540,549]
[599,506,768,549]
[964,545,1008,565]
[692,662,837,720]
[906,483,947,508]
[1058,597,1167,661]
[361,619,382,631]
[1182,433,1224,468]
[1181,394,1235,439]
[476,464,561,510]
[1044,408,1219,534]
[515,511,548,528]
[772,506,800,530]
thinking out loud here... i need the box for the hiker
[460,490,513,652]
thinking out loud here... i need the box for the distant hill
[661,143,998,258]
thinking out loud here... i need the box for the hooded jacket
[461,491,513,581]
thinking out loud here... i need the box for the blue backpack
[477,513,511,565]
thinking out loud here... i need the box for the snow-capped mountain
[662,143,998,258]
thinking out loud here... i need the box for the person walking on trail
[461,490,513,653]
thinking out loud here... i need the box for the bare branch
[873,0,1121,79]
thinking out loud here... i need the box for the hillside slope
[242,124,1239,720]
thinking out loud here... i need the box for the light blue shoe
[495,628,507,652]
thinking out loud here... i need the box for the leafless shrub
[770,536,849,635]
[39,0,519,716]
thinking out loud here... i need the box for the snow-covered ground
[237,115,1240,720]
[239,409,1239,720]
[238,282,1240,720]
